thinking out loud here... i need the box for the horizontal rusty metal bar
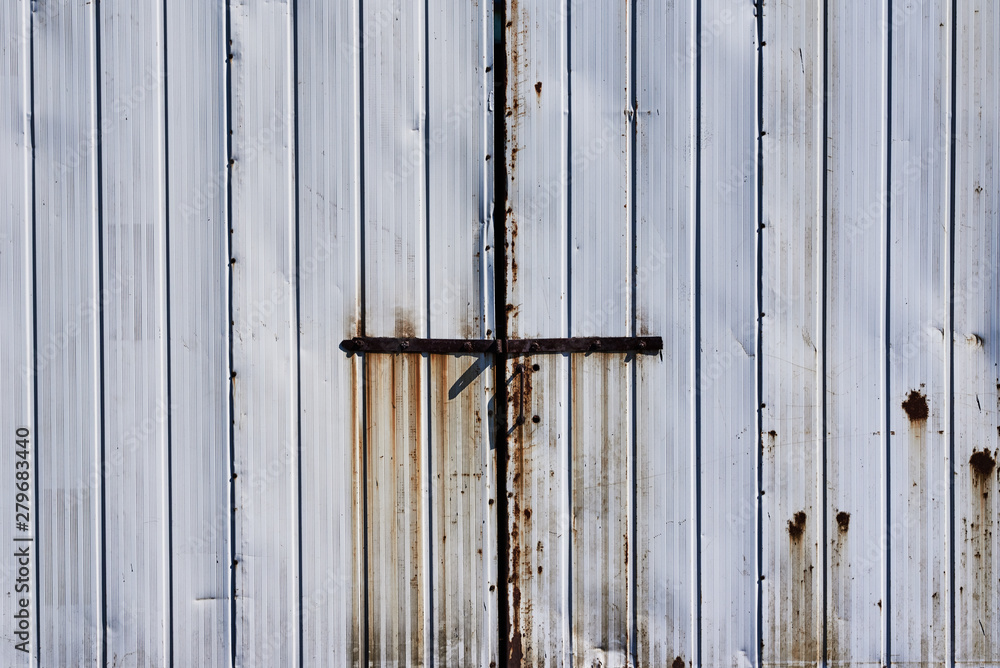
[340,336,663,354]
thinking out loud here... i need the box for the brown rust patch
[673,657,685,668]
[836,511,851,532]
[787,511,807,541]
[534,81,542,97]
[970,449,997,478]
[901,389,929,423]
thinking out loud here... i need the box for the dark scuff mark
[836,511,850,532]
[901,389,929,423]
[969,449,996,478]
[787,511,806,541]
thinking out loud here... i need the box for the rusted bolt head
[529,342,540,352]
[532,415,541,423]
[638,340,647,349]
[516,415,526,425]
[591,339,602,350]
[462,341,473,352]
[399,340,410,350]
[352,337,366,350]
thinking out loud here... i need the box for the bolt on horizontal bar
[340,336,663,355]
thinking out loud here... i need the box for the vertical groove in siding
[93,1,107,663]
[161,0,174,662]
[693,1,703,665]
[27,0,38,657]
[946,0,957,663]
[224,0,236,663]
[819,0,829,660]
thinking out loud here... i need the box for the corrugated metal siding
[1,0,999,666]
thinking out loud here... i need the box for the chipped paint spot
[902,389,929,423]
[970,449,996,479]
[787,511,807,540]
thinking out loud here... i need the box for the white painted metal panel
[0,0,34,664]
[634,0,697,665]
[697,1,760,665]
[98,3,170,665]
[360,1,429,665]
[504,0,572,664]
[294,1,364,666]
[760,0,824,663]
[567,2,632,666]
[953,0,1000,662]
[426,0,498,666]
[32,1,105,664]
[229,1,299,665]
[5,2,1000,666]
[165,0,232,665]
[887,2,952,665]
[825,1,889,664]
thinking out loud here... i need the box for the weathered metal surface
[341,337,662,354]
[501,0,572,664]
[760,0,823,663]
[295,0,364,664]
[5,0,1000,666]
[634,0,698,663]
[0,1,34,666]
[888,2,952,665]
[230,0,300,664]
[825,1,889,664]
[696,0,761,664]
[99,1,171,665]
[165,0,232,665]
[33,0,105,664]
[953,1,1000,663]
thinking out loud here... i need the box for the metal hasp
[340,336,663,355]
